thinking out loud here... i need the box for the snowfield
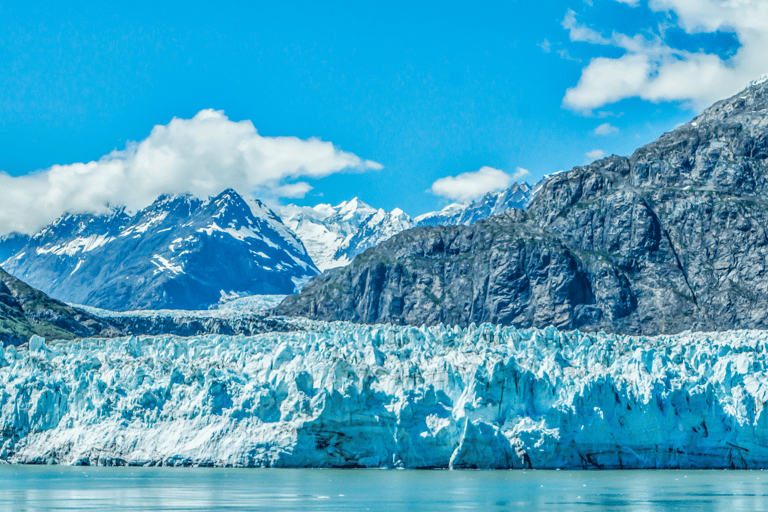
[3,321,768,469]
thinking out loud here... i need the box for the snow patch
[36,234,115,257]
[151,255,184,275]
[291,275,313,292]
[70,259,84,276]
[197,223,260,242]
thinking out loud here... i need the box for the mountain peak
[336,197,374,215]
[686,73,768,131]
[1,189,317,311]
[278,77,768,334]
[214,188,241,201]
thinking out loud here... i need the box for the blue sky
[1,0,766,233]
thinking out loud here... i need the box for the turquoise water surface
[2,466,768,511]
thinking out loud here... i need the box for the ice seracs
[4,321,768,469]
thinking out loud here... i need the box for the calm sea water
[2,466,768,511]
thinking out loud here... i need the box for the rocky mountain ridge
[279,184,535,271]
[414,182,534,227]
[0,267,117,346]
[276,76,768,335]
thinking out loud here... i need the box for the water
[2,467,768,511]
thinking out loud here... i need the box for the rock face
[4,321,768,469]
[0,189,318,311]
[0,267,117,346]
[277,76,768,335]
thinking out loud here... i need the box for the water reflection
[2,467,768,511]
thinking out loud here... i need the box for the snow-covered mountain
[414,182,534,227]
[278,184,537,272]
[0,189,318,311]
[277,198,414,271]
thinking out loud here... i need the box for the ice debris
[3,321,768,468]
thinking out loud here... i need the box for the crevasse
[2,321,768,469]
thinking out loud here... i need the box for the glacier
[74,294,288,319]
[3,321,768,469]
[68,296,294,339]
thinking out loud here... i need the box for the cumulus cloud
[0,109,382,235]
[593,122,620,135]
[585,149,607,161]
[430,166,529,203]
[562,1,768,112]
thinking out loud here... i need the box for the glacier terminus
[3,318,768,469]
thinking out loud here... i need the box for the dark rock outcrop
[0,267,119,346]
[276,76,768,335]
[102,313,305,338]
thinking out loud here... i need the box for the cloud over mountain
[585,149,606,162]
[0,110,381,236]
[430,166,529,203]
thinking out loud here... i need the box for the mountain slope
[1,189,318,311]
[276,75,768,335]
[0,267,117,346]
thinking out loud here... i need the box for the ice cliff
[3,321,768,469]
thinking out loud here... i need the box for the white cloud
[511,167,531,181]
[272,182,313,198]
[593,122,620,135]
[585,149,607,161]
[562,10,612,45]
[430,166,529,203]
[562,1,768,112]
[0,109,381,235]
